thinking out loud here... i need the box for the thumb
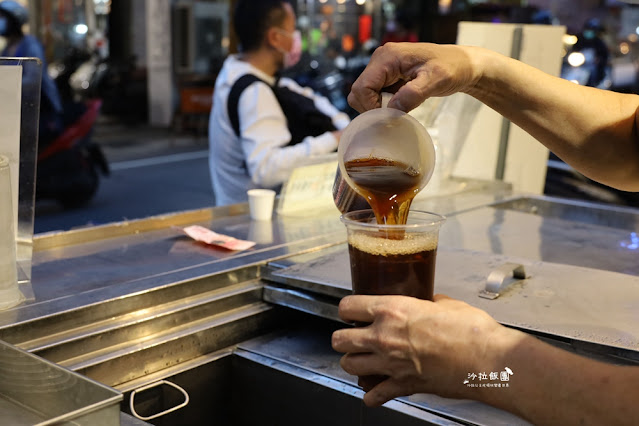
[387,71,438,112]
[389,62,469,112]
[388,77,428,112]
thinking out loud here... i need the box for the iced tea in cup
[341,209,445,390]
[341,210,445,300]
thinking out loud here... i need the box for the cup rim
[247,189,276,197]
[340,209,446,229]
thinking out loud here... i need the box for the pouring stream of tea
[344,157,421,225]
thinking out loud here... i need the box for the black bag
[227,74,336,145]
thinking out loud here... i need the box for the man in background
[208,0,349,206]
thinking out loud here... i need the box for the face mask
[0,18,8,36]
[276,29,302,69]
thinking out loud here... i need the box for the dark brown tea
[342,158,439,394]
[345,158,421,225]
[347,231,438,300]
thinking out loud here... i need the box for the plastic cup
[341,209,445,300]
[247,189,276,221]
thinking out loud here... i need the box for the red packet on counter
[182,225,256,251]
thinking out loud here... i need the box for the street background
[16,0,639,233]
[34,120,213,234]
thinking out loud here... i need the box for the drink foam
[348,231,438,256]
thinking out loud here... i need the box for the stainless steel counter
[0,178,511,327]
[1,178,638,425]
[439,196,639,275]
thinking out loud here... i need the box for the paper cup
[247,189,276,221]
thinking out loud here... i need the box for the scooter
[39,49,110,208]
[36,99,109,208]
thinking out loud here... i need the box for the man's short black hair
[234,0,291,53]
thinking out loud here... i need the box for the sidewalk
[93,115,209,164]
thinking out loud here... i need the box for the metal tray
[264,245,639,362]
[0,340,122,425]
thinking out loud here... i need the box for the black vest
[227,74,337,145]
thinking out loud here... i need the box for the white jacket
[208,55,350,206]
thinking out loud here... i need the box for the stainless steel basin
[116,318,514,426]
[118,348,458,426]
[108,314,532,426]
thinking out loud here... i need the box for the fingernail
[331,332,340,348]
[390,98,406,111]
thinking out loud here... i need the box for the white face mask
[275,29,302,69]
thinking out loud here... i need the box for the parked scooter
[41,48,110,208]
[36,99,108,208]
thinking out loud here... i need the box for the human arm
[348,43,639,191]
[238,82,339,187]
[332,294,639,425]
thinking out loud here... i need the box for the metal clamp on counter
[480,263,529,300]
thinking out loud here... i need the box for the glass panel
[0,58,40,299]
